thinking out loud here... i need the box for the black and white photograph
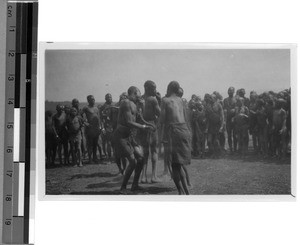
[41,44,293,196]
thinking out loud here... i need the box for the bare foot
[151,177,162,183]
[141,178,148,184]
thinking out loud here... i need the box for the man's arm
[122,101,151,130]
[280,109,287,134]
[219,103,225,131]
[159,98,167,142]
[159,98,166,125]
[152,97,161,118]
[51,116,59,139]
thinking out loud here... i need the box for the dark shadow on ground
[69,172,119,180]
[190,151,291,165]
[86,180,122,189]
[71,186,174,195]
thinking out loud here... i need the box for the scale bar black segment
[20,54,27,107]
[16,2,28,54]
[24,80,31,244]
[26,3,33,79]
[14,53,20,108]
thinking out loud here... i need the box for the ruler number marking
[8,52,15,57]
[5,195,12,202]
[6,148,13,153]
[6,170,13,177]
[8,75,14,82]
[5,219,12,226]
[7,122,13,129]
[7,5,13,18]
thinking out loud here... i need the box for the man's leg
[107,139,112,158]
[93,135,99,163]
[182,165,191,188]
[63,139,69,165]
[131,146,145,191]
[227,125,233,153]
[102,135,107,158]
[150,144,160,183]
[69,141,75,166]
[140,145,149,183]
[121,154,136,192]
[76,141,83,166]
[87,136,92,164]
[131,157,145,191]
[172,164,184,195]
[207,133,213,156]
[58,142,63,165]
[233,127,237,152]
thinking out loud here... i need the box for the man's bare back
[117,99,137,129]
[161,95,186,125]
[143,95,160,122]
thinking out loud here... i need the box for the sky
[45,49,290,102]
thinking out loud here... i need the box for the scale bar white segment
[13,108,20,162]
[18,162,25,216]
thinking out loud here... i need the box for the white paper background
[35,0,299,245]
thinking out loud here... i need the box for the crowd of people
[45,80,291,194]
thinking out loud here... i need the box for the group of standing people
[188,87,291,160]
[45,80,291,195]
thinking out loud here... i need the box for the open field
[46,151,291,195]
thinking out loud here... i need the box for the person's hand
[144,124,155,131]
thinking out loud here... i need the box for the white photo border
[37,42,297,201]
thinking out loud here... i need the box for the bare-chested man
[72,98,87,159]
[52,104,69,165]
[249,91,258,152]
[140,80,161,183]
[272,99,287,158]
[233,98,249,157]
[99,93,114,161]
[66,107,84,167]
[238,88,250,108]
[264,95,275,155]
[113,86,154,193]
[160,81,191,195]
[82,95,101,164]
[213,91,226,153]
[113,92,128,174]
[255,99,269,156]
[45,110,57,167]
[205,93,225,158]
[194,101,207,158]
[223,87,237,153]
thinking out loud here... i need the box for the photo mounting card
[37,42,296,201]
